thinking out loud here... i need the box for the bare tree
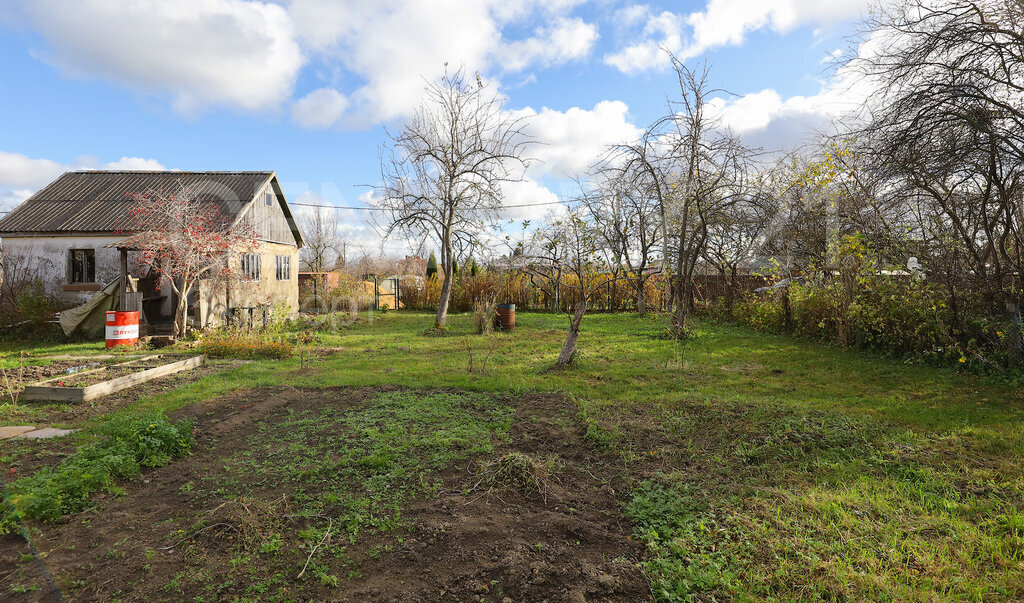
[852,0,1024,333]
[701,187,776,306]
[523,209,619,367]
[578,174,662,313]
[300,205,344,272]
[373,67,531,329]
[661,59,757,337]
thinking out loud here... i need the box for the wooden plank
[22,355,204,403]
[80,355,205,402]
[113,354,163,367]
[23,385,85,403]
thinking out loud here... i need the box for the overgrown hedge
[705,276,1022,371]
[197,329,294,359]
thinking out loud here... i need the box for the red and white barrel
[105,311,139,348]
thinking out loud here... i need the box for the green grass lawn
[0,340,132,368]
[4,310,1023,600]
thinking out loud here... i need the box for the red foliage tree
[117,182,259,337]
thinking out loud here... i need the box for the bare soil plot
[0,387,648,601]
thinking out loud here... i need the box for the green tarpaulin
[59,279,141,339]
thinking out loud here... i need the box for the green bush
[721,276,1020,371]
[3,414,193,527]
[0,280,65,340]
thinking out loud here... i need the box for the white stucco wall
[1,235,126,305]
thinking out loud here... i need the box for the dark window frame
[68,248,96,283]
[265,191,274,207]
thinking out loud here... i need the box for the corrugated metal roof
[0,171,274,234]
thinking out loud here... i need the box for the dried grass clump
[471,453,562,501]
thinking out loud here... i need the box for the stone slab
[0,425,36,440]
[14,428,77,440]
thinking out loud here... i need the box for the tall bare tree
[661,59,757,337]
[373,68,531,329]
[853,0,1024,329]
[299,205,344,272]
[578,174,662,314]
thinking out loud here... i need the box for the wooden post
[120,248,128,288]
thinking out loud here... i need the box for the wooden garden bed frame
[23,354,206,403]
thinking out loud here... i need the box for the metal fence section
[373,276,400,310]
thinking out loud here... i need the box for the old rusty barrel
[496,303,516,330]
[105,311,139,348]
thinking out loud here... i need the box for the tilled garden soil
[0,386,649,602]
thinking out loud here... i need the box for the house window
[68,249,96,283]
[275,255,291,281]
[265,191,273,207]
[241,254,261,280]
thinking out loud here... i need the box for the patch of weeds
[577,407,622,451]
[216,390,512,551]
[2,413,193,527]
[626,479,750,601]
[583,420,621,451]
[10,583,38,594]
[733,411,876,469]
[317,570,339,587]
[259,532,283,554]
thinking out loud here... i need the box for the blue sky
[0,0,873,255]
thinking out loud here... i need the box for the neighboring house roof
[0,170,304,247]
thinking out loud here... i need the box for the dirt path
[0,387,649,602]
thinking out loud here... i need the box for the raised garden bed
[22,355,206,403]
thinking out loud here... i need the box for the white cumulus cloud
[496,17,599,72]
[512,100,643,179]
[605,0,871,73]
[102,157,168,170]
[0,151,168,212]
[0,151,65,189]
[288,0,599,126]
[292,88,351,129]
[702,29,883,151]
[16,0,304,115]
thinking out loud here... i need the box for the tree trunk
[671,273,690,339]
[636,279,647,315]
[174,288,189,338]
[673,294,688,339]
[1007,297,1023,368]
[556,300,588,367]
[435,265,453,329]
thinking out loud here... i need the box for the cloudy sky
[0,0,873,256]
